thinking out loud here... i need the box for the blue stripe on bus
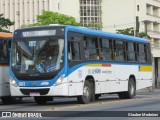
[66,26,149,43]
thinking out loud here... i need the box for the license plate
[30,92,40,96]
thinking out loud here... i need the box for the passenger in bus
[93,54,99,60]
[99,52,105,60]
[84,48,89,59]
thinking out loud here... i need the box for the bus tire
[125,78,136,99]
[34,97,48,105]
[11,97,22,104]
[1,96,22,104]
[77,80,91,104]
[1,97,12,104]
[90,81,95,101]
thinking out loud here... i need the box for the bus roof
[14,25,149,43]
[66,26,149,43]
[0,32,12,38]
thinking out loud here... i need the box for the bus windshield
[11,38,64,74]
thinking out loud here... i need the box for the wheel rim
[83,85,90,99]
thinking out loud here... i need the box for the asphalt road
[0,89,160,120]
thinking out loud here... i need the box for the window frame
[67,31,151,64]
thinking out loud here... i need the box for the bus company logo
[2,112,11,117]
[88,68,101,74]
[102,69,112,74]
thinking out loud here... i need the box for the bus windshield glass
[11,38,64,74]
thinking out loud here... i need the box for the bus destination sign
[22,30,56,37]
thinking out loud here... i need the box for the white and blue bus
[10,25,152,104]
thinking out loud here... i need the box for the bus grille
[20,88,50,95]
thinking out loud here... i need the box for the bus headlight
[54,74,65,86]
[10,76,18,87]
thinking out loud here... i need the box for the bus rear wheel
[126,78,136,99]
[118,78,136,99]
[77,81,91,104]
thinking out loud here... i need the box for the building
[1,0,160,88]
[103,0,160,88]
[0,0,80,32]
[0,0,104,30]
[80,0,102,29]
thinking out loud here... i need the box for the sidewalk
[137,87,160,95]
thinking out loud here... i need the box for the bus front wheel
[1,97,22,104]
[1,97,12,104]
[77,81,91,104]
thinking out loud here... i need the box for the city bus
[10,25,152,104]
[0,32,22,104]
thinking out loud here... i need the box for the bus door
[67,32,83,96]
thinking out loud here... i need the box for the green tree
[116,27,134,36]
[116,27,151,39]
[139,32,151,39]
[22,11,103,30]
[22,11,80,27]
[0,14,14,32]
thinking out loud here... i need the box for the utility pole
[135,16,139,37]
[143,20,148,34]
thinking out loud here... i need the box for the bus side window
[127,42,136,61]
[146,44,151,63]
[84,36,89,59]
[113,40,116,60]
[136,43,139,61]
[89,37,98,60]
[101,38,113,61]
[114,40,125,61]
[84,36,99,60]
[70,41,81,61]
[109,40,113,60]
[139,44,146,62]
[84,47,89,59]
